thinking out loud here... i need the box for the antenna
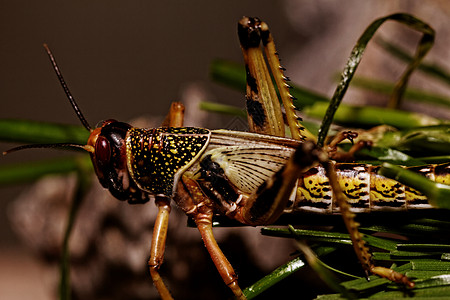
[43,44,92,131]
[3,143,94,156]
[3,46,96,156]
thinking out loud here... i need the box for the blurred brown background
[1,1,449,299]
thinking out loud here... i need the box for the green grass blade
[376,125,450,156]
[317,13,435,146]
[199,101,247,117]
[59,158,92,300]
[362,235,398,252]
[406,270,450,279]
[200,99,443,132]
[389,250,442,258]
[261,227,352,245]
[294,240,354,298]
[384,15,435,109]
[243,245,338,299]
[0,119,93,185]
[306,102,440,130]
[0,119,88,145]
[368,286,450,298]
[262,227,398,252]
[351,76,450,108]
[415,218,450,228]
[243,257,306,299]
[348,145,425,166]
[376,37,450,86]
[397,244,450,252]
[210,59,247,93]
[413,274,450,289]
[417,156,450,164]
[411,261,450,271]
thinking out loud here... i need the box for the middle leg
[175,175,246,299]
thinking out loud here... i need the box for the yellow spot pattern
[126,127,210,196]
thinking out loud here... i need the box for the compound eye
[95,136,111,166]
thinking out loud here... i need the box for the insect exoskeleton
[87,119,212,204]
[125,127,210,198]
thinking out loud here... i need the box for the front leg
[147,101,186,299]
[148,196,173,300]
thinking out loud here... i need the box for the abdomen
[289,163,450,214]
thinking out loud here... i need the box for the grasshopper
[4,16,450,299]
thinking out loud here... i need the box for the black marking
[393,183,402,189]
[336,164,366,171]
[409,165,433,175]
[435,163,450,178]
[349,200,370,208]
[358,191,369,197]
[343,189,368,200]
[373,200,405,207]
[246,98,267,129]
[238,17,262,49]
[199,155,239,204]
[374,189,405,199]
[408,199,430,205]
[260,26,271,46]
[306,187,331,199]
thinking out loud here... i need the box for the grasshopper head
[87,120,150,204]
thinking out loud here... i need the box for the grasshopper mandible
[4,16,450,299]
